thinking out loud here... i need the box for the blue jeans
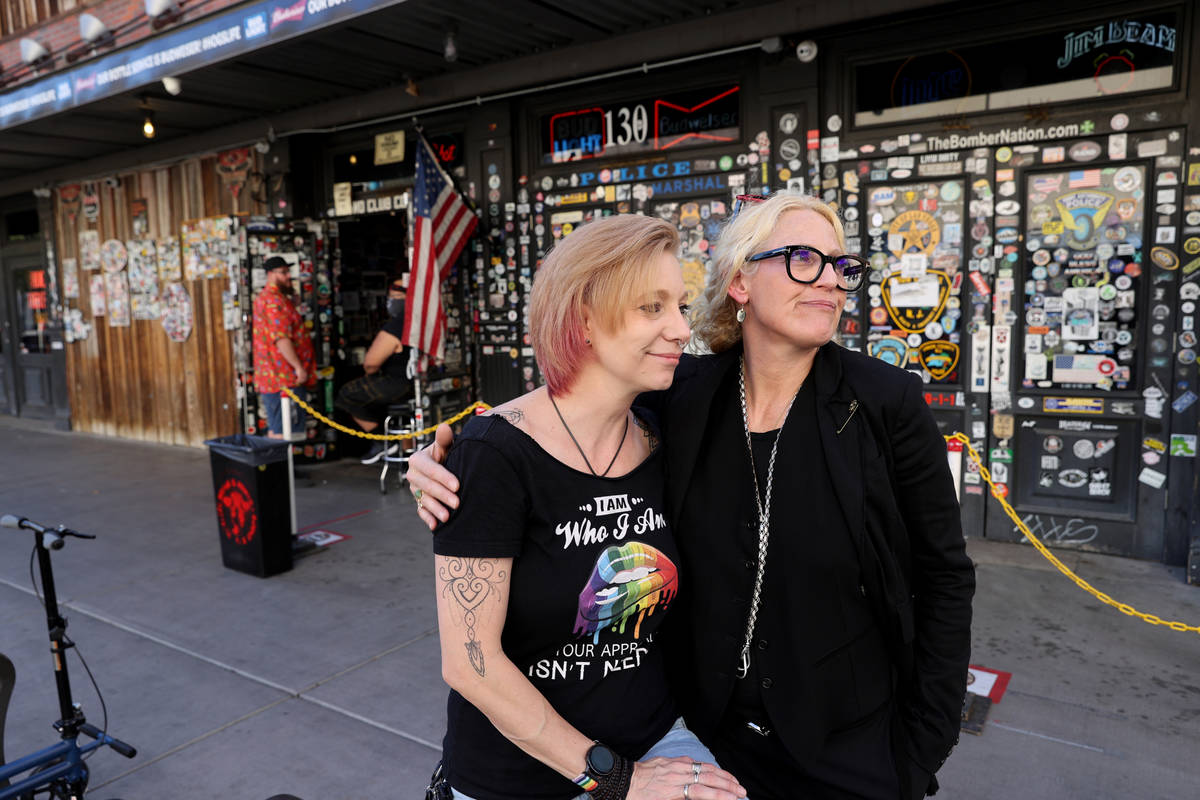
[260,387,308,435]
[451,717,732,800]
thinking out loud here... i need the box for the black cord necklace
[549,394,629,477]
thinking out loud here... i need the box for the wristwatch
[572,741,617,795]
[585,742,616,778]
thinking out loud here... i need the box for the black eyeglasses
[746,244,870,292]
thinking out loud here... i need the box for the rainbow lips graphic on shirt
[574,542,678,642]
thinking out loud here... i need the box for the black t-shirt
[433,413,680,800]
[380,314,411,379]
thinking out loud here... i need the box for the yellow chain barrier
[279,386,492,441]
[272,394,1194,632]
[947,432,1199,635]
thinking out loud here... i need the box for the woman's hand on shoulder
[628,757,745,800]
[409,424,460,529]
[409,400,529,529]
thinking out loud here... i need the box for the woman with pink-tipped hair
[426,213,745,800]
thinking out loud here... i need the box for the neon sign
[890,51,972,108]
[1056,19,1175,69]
[541,85,740,165]
[854,9,1177,127]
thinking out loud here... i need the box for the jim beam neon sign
[1057,19,1175,69]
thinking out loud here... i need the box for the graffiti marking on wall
[1016,513,1099,545]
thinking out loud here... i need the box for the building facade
[0,0,1195,575]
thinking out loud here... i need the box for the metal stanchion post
[281,392,297,536]
[412,376,424,450]
[407,349,426,454]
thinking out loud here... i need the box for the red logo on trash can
[217,478,257,545]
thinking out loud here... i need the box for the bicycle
[0,515,136,800]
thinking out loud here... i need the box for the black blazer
[648,342,975,789]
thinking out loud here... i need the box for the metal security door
[981,126,1190,561]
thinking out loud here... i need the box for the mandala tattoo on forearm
[439,558,507,677]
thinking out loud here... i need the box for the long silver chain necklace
[737,355,800,679]
[549,393,629,477]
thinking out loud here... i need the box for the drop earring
[736,306,746,324]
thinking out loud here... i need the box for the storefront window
[15,268,50,354]
[853,10,1179,127]
[5,209,39,241]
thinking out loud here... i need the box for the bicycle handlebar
[78,723,138,758]
[2,515,95,547]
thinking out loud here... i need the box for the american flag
[1031,175,1062,194]
[403,133,477,363]
[1067,169,1101,188]
[1053,354,1111,383]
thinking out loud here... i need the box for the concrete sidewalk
[1,418,1198,799]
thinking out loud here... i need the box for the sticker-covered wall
[818,2,1196,564]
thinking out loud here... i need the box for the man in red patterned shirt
[253,256,317,439]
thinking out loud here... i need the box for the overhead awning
[0,0,409,130]
[0,0,949,194]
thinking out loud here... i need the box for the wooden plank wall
[55,155,264,447]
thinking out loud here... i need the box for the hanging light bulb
[142,109,156,139]
[443,29,457,62]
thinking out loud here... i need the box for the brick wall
[0,0,246,88]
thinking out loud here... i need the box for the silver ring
[692,762,702,777]
[683,784,690,800]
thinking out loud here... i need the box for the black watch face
[587,744,615,775]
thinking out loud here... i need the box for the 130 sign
[548,105,649,162]
[608,105,650,146]
[542,85,740,165]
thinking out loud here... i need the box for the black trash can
[204,434,293,577]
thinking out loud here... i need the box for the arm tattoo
[439,557,508,677]
[632,414,660,453]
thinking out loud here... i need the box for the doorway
[4,259,61,419]
[0,196,68,424]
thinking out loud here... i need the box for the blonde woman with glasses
[412,193,974,800]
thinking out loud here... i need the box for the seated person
[335,277,414,464]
